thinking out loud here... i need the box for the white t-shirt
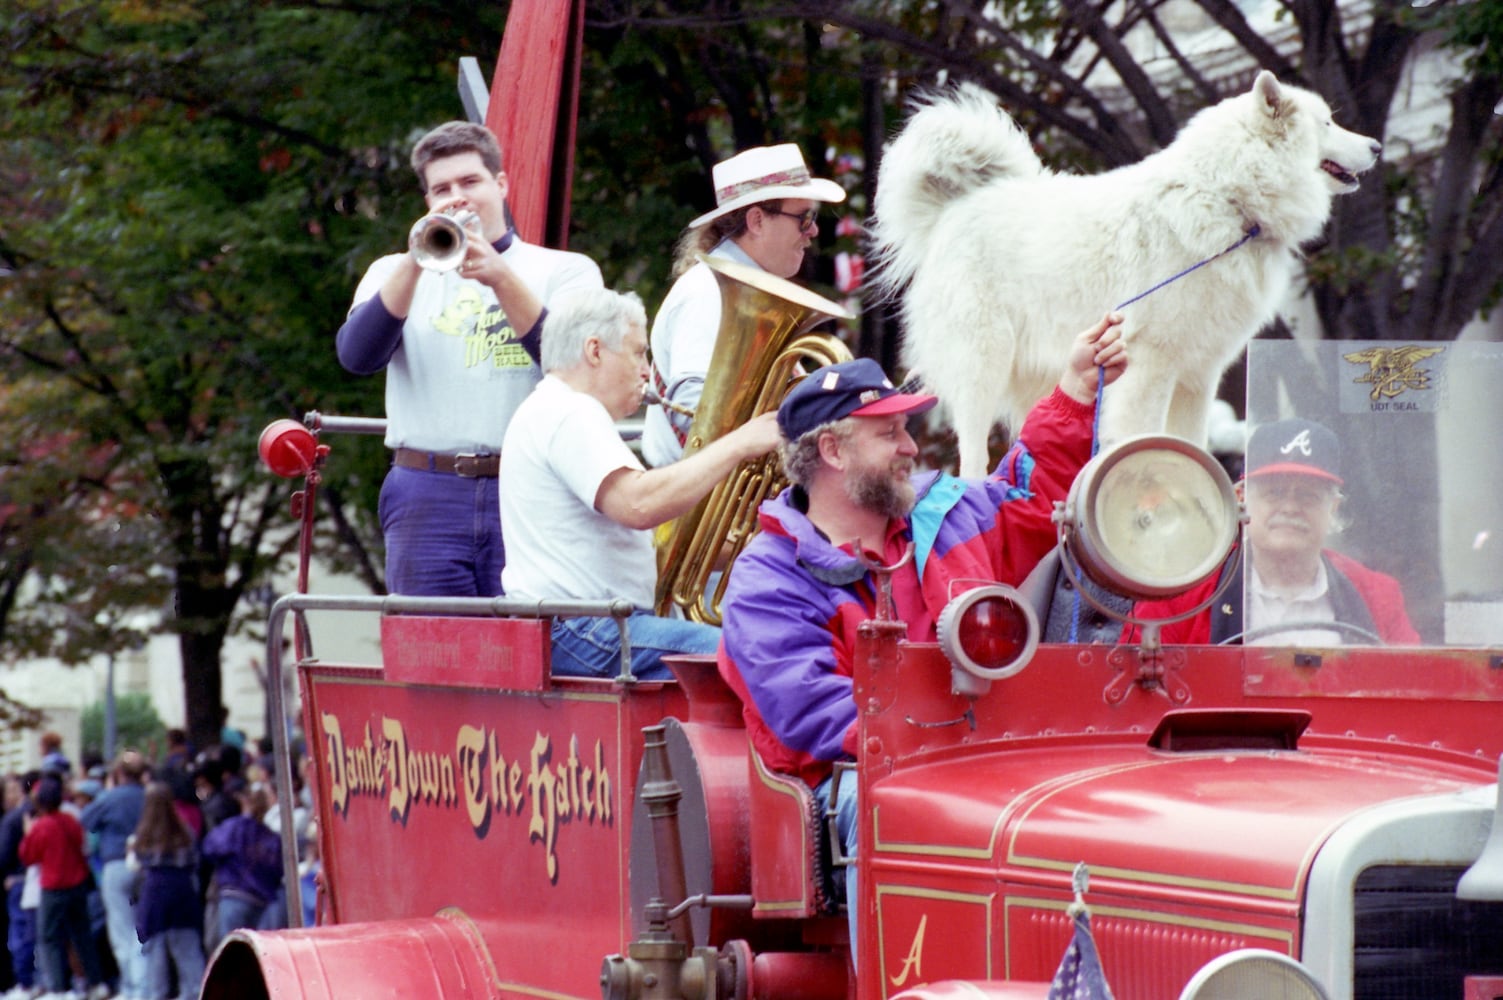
[641,239,760,468]
[350,238,602,452]
[500,376,656,609]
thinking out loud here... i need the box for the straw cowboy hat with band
[690,143,846,229]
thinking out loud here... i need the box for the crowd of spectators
[0,729,317,1000]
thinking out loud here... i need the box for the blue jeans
[6,880,35,988]
[259,888,288,932]
[379,465,503,596]
[102,858,146,997]
[550,612,719,680]
[813,768,860,966]
[37,883,103,992]
[144,927,204,1000]
[215,890,278,943]
[299,866,319,927]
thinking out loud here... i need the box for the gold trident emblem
[1343,344,1444,401]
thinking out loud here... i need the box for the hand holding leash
[1060,312,1127,404]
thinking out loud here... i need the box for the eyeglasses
[762,206,819,231]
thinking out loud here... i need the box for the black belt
[393,448,500,478]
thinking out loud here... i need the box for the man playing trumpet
[336,121,603,597]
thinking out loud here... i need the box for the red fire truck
[212,332,1503,1000]
[200,7,1503,997]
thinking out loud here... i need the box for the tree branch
[1062,0,1180,145]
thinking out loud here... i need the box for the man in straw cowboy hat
[642,143,847,468]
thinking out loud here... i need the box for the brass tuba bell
[653,255,853,624]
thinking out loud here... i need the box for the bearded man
[716,314,1125,960]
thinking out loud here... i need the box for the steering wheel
[1218,619,1383,646]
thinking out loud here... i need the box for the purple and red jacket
[718,389,1095,788]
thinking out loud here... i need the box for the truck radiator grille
[1353,865,1503,999]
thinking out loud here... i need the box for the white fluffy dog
[869,71,1381,477]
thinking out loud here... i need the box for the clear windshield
[1243,340,1502,646]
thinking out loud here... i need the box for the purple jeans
[378,465,503,597]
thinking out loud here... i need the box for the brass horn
[653,255,853,624]
[409,209,480,272]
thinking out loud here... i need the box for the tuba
[654,255,853,624]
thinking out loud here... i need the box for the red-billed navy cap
[777,358,937,441]
[1245,418,1343,485]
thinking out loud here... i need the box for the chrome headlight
[1059,435,1240,601]
[1179,949,1329,999]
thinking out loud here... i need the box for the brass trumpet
[653,255,853,624]
[409,209,480,272]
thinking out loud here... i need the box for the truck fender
[201,913,500,1000]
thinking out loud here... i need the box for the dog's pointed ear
[1253,70,1283,117]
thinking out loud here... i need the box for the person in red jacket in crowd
[1131,418,1419,645]
[19,775,108,1000]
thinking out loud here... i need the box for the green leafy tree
[81,691,166,763]
[0,1,507,747]
[574,6,875,347]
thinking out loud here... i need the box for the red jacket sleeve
[990,388,1096,584]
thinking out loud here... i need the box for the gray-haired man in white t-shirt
[501,288,780,679]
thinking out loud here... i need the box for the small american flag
[1046,909,1115,1000]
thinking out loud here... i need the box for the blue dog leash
[1114,223,1263,313]
[1071,222,1263,641]
[1089,224,1263,462]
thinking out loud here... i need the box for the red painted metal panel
[859,644,1503,772]
[891,982,1049,999]
[1466,975,1503,1000]
[1242,644,1503,701]
[747,747,825,917]
[877,883,995,992]
[251,614,1502,1000]
[869,745,1480,910]
[300,661,685,998]
[486,0,584,248]
[203,915,500,999]
[381,615,549,689]
[853,640,1501,997]
[1005,901,1289,998]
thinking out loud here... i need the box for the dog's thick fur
[869,71,1380,477]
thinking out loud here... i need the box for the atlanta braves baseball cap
[777,358,938,441]
[1244,418,1343,485]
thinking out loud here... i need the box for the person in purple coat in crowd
[200,784,282,951]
